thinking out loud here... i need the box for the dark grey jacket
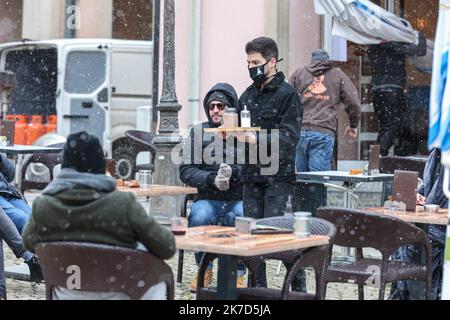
[0,154,22,199]
[180,83,243,202]
[238,72,301,182]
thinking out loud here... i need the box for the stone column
[151,0,183,218]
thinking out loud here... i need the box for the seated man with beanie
[22,131,176,300]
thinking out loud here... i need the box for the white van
[0,39,153,178]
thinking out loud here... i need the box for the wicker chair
[20,142,65,194]
[196,216,336,300]
[35,242,174,300]
[316,207,433,300]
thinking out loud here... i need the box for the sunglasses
[208,102,226,111]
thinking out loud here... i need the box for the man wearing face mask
[236,37,302,289]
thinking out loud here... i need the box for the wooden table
[362,205,448,225]
[117,185,197,197]
[176,225,329,300]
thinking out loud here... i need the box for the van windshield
[5,47,57,116]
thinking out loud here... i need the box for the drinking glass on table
[171,217,188,235]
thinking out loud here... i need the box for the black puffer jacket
[179,83,243,201]
[420,148,447,245]
[0,154,22,199]
[238,72,302,182]
[368,32,426,91]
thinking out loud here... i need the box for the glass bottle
[240,105,251,128]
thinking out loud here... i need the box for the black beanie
[206,91,234,109]
[62,131,106,174]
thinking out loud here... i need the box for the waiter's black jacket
[238,72,302,183]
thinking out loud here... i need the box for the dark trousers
[243,181,291,219]
[372,89,416,156]
[0,209,33,300]
[243,181,306,291]
[254,261,307,291]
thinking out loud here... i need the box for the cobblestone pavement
[3,190,391,300]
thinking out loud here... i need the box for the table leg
[332,184,356,265]
[217,255,238,300]
[14,154,23,192]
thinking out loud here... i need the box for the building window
[65,51,106,94]
[112,0,153,40]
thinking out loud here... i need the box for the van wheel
[113,145,135,180]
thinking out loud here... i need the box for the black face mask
[248,60,270,86]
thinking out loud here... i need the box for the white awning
[314,0,419,45]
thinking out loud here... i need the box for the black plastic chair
[125,130,156,176]
[20,142,65,194]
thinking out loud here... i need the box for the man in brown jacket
[289,49,361,172]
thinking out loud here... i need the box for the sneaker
[26,256,44,284]
[190,269,213,293]
[236,275,246,288]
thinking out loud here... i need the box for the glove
[218,163,232,179]
[214,174,230,191]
